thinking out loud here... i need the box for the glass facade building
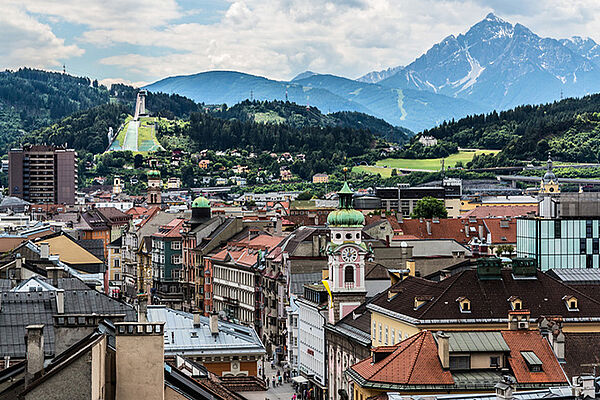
[517,218,600,270]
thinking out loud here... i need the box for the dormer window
[508,296,523,310]
[521,351,543,372]
[457,297,471,313]
[563,295,578,311]
[344,266,354,283]
[414,295,433,310]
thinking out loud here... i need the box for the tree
[495,244,515,257]
[391,168,398,176]
[410,197,448,219]
[296,190,312,201]
[134,154,144,168]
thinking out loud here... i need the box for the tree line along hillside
[0,69,206,154]
[416,93,600,163]
[157,110,378,179]
[210,100,412,143]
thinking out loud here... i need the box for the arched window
[344,265,354,283]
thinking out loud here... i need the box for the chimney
[193,311,202,328]
[25,324,45,386]
[138,296,148,322]
[15,257,22,271]
[426,220,432,235]
[115,322,165,400]
[495,375,515,400]
[55,290,64,314]
[209,311,219,335]
[553,330,565,361]
[275,215,282,235]
[40,242,50,259]
[436,331,449,369]
[478,224,484,241]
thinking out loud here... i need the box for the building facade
[9,145,77,205]
[517,218,600,270]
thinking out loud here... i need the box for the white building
[286,294,300,373]
[297,283,328,400]
[95,201,134,212]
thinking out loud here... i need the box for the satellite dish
[401,241,408,248]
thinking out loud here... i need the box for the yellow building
[367,258,600,347]
[312,173,329,184]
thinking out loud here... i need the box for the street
[240,362,295,400]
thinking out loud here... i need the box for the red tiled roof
[462,206,538,219]
[350,331,454,385]
[484,219,517,244]
[350,330,568,388]
[501,330,568,384]
[153,218,186,238]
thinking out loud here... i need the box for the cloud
[98,77,149,89]
[0,5,83,69]
[6,0,600,82]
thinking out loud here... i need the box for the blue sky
[3,0,600,86]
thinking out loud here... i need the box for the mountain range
[145,13,600,133]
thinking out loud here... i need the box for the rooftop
[146,306,265,356]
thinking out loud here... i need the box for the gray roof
[447,331,510,353]
[0,277,136,358]
[147,305,265,357]
[290,272,323,295]
[547,268,600,284]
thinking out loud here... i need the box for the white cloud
[6,0,600,82]
[0,5,83,69]
[98,77,149,89]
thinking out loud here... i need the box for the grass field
[138,117,163,152]
[254,111,285,124]
[353,150,500,177]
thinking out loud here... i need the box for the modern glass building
[517,218,600,270]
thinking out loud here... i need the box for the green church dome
[327,181,364,227]
[327,208,365,227]
[192,196,210,208]
[147,170,161,178]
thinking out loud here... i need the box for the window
[580,238,587,255]
[391,329,395,344]
[345,233,352,240]
[114,259,120,269]
[554,221,561,239]
[378,324,382,342]
[490,356,500,367]
[344,265,354,283]
[449,355,470,370]
[594,239,599,254]
[587,254,593,269]
[373,322,376,338]
[171,255,182,264]
[587,220,593,238]
[384,326,388,345]
[521,351,543,372]
[336,233,341,239]
[171,241,182,250]
[564,296,578,311]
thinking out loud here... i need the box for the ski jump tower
[134,90,148,120]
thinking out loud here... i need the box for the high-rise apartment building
[8,145,77,205]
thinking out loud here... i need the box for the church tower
[325,182,368,324]
[540,153,560,195]
[147,170,162,207]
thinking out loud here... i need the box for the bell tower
[326,181,368,324]
[147,170,162,207]
[540,153,560,195]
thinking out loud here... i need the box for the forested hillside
[0,68,110,148]
[416,94,600,163]
[21,103,130,155]
[211,100,412,143]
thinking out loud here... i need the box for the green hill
[415,93,600,164]
[211,100,413,143]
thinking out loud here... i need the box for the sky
[3,0,600,87]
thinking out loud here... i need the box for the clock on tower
[325,181,369,324]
